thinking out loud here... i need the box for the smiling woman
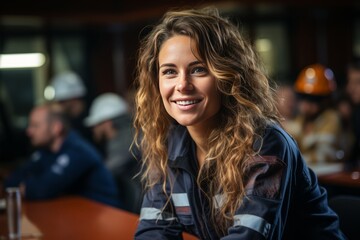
[133,7,346,240]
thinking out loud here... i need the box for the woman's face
[158,35,221,130]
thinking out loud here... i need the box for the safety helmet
[44,71,86,101]
[294,64,336,96]
[84,93,129,127]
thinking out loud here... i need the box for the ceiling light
[0,53,46,69]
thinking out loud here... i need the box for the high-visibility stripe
[213,194,225,209]
[140,207,177,221]
[233,214,271,238]
[171,193,190,207]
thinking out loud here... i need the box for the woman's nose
[176,74,194,92]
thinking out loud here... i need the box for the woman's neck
[186,114,220,167]
[187,125,211,167]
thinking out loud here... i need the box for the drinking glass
[6,187,21,240]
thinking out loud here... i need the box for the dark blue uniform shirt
[135,123,346,239]
[5,130,121,208]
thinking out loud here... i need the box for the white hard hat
[84,93,129,127]
[44,71,86,101]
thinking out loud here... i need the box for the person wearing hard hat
[84,93,142,213]
[285,64,344,173]
[44,71,93,144]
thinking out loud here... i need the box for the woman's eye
[162,69,176,75]
[192,66,208,74]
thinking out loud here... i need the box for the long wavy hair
[134,7,280,235]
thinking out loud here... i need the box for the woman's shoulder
[257,121,300,161]
[263,122,293,141]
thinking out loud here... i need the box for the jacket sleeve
[294,167,346,239]
[221,156,285,240]
[221,154,346,240]
[135,182,184,240]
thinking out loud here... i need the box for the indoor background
[1,0,359,160]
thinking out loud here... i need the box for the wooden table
[0,196,198,240]
[318,169,360,188]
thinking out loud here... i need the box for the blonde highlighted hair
[134,7,280,235]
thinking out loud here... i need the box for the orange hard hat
[294,64,337,96]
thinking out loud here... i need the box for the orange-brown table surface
[318,169,360,188]
[1,196,198,240]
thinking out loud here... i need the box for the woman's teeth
[176,100,199,106]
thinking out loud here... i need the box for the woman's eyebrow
[159,63,176,68]
[159,60,204,69]
[189,61,204,67]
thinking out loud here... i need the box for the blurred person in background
[275,83,298,130]
[286,64,344,173]
[346,56,360,169]
[3,103,121,208]
[44,71,93,144]
[334,91,355,166]
[84,93,142,213]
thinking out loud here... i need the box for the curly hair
[134,7,280,235]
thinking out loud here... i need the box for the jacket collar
[167,125,199,177]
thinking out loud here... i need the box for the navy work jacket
[135,123,346,239]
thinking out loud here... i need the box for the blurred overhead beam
[0,0,358,25]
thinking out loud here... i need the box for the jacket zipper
[185,171,211,239]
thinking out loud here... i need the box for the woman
[134,8,344,239]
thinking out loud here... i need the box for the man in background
[84,93,142,213]
[4,103,121,208]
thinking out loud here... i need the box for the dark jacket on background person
[135,123,345,239]
[5,130,121,208]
